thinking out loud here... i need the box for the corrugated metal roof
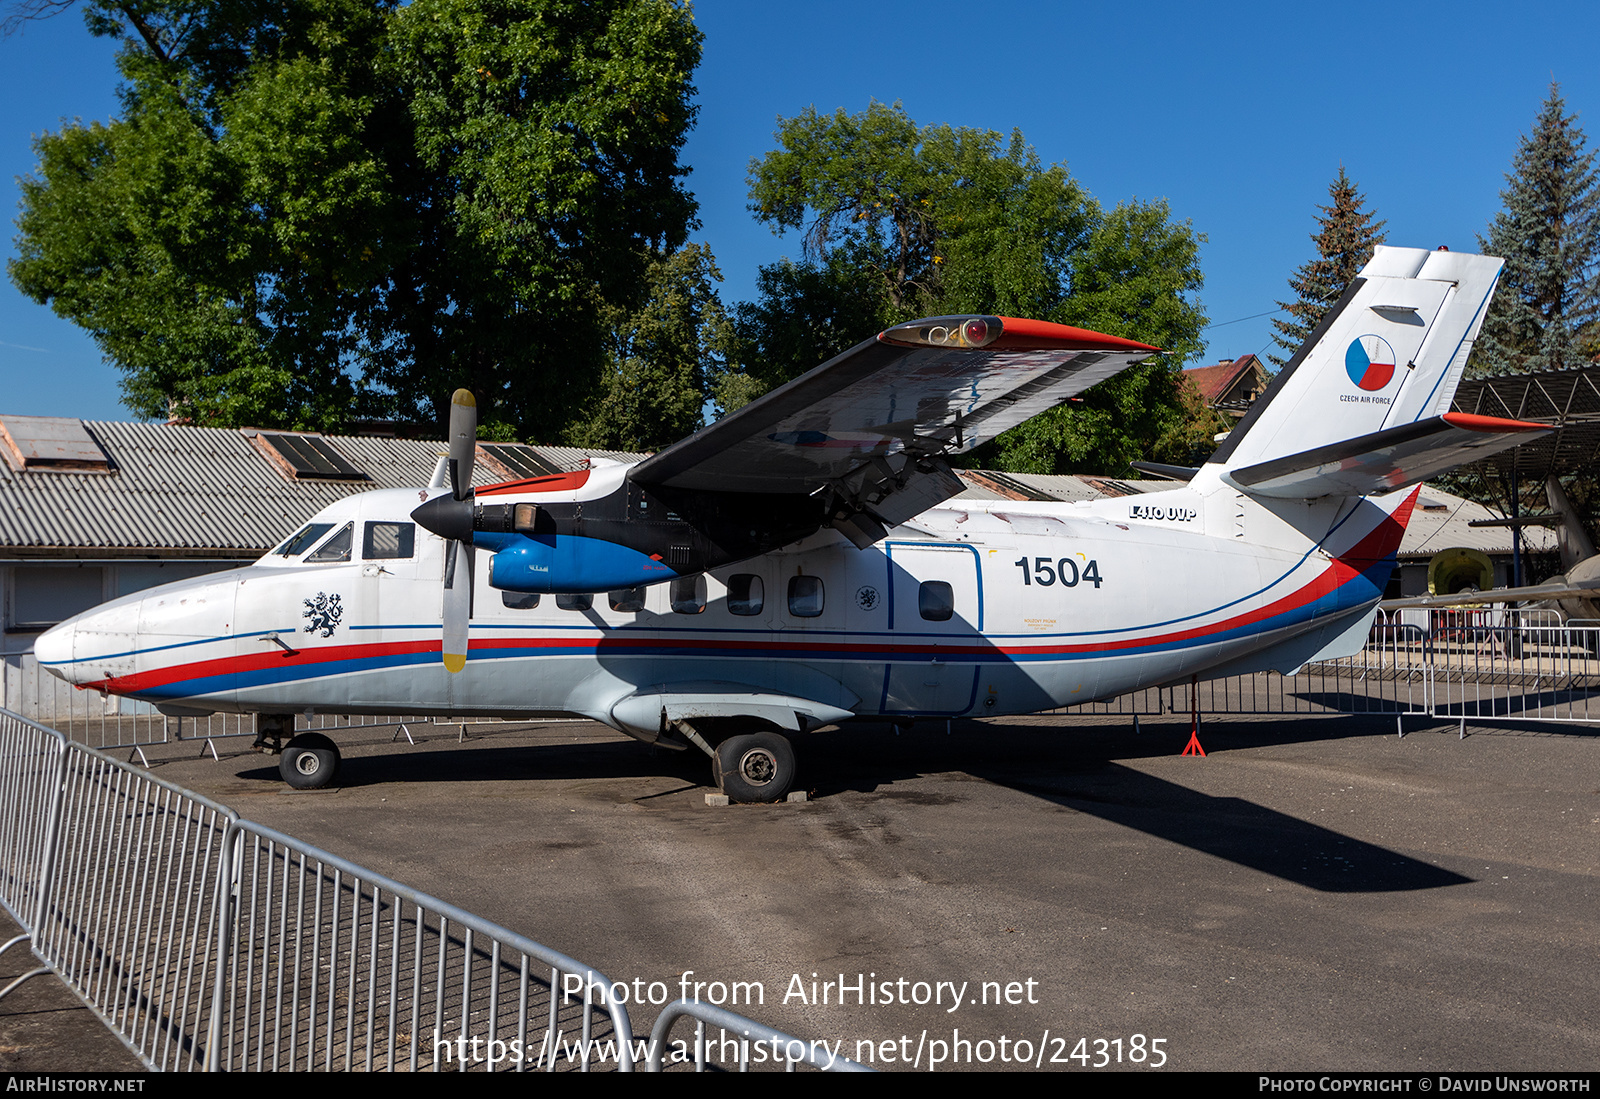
[1400,489,1557,559]
[0,419,645,556]
[955,470,1165,503]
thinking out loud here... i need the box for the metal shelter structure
[1451,363,1600,485]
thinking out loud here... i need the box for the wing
[1224,413,1550,499]
[632,315,1157,544]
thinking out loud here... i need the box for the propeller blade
[442,540,472,673]
[448,389,477,500]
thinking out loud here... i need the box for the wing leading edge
[631,315,1158,546]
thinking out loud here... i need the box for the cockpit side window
[306,523,354,563]
[363,522,415,560]
[276,523,334,557]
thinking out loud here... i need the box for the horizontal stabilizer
[1223,413,1548,499]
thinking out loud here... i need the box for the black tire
[280,733,341,789]
[715,732,795,803]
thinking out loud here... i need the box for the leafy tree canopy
[8,0,703,438]
[1472,83,1600,378]
[728,102,1208,475]
[1269,166,1386,368]
[571,243,731,452]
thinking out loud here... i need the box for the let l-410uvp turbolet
[37,247,1548,800]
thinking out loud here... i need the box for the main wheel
[279,733,341,789]
[714,732,795,803]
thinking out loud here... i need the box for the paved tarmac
[3,711,1597,1072]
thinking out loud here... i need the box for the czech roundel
[1345,335,1397,391]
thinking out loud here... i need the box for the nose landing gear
[278,732,342,789]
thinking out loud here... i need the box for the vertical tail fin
[1208,247,1504,478]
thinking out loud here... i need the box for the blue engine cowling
[477,532,678,594]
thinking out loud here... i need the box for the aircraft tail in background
[1201,247,1548,499]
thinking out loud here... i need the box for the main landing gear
[714,732,796,803]
[675,721,797,803]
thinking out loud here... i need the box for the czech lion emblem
[303,592,344,637]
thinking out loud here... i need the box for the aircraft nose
[34,619,76,682]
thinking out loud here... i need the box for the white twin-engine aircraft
[38,247,1548,800]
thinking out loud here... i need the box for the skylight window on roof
[254,433,369,481]
[0,416,112,473]
[480,443,561,480]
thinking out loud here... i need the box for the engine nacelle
[480,532,678,594]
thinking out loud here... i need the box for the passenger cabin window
[671,575,706,615]
[276,523,333,557]
[726,574,763,616]
[502,592,539,610]
[608,587,646,613]
[556,593,593,612]
[363,522,415,560]
[306,523,353,563]
[788,575,824,618]
[918,580,954,622]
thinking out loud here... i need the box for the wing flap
[1224,413,1549,499]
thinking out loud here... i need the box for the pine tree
[1268,168,1386,367]
[1471,84,1600,378]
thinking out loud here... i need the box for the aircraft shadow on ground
[805,716,1473,894]
[991,763,1470,893]
[227,714,1471,893]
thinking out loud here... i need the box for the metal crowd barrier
[3,649,531,757]
[1428,621,1600,725]
[647,999,871,1072]
[1088,622,1600,727]
[0,709,236,1069]
[0,710,65,943]
[1,707,838,1073]
[1,708,635,1071]
[1071,625,1435,720]
[208,821,635,1071]
[2,649,174,750]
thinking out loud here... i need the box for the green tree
[991,200,1209,474]
[1268,167,1387,367]
[8,0,703,438]
[572,243,731,452]
[731,102,1207,474]
[718,255,884,415]
[1471,84,1600,378]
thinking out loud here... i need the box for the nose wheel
[714,732,796,803]
[279,733,342,789]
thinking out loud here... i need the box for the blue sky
[4,0,1599,423]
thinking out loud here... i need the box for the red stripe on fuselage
[86,638,439,695]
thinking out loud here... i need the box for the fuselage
[34,464,1416,735]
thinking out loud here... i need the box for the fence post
[28,736,69,938]
[203,823,243,1072]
